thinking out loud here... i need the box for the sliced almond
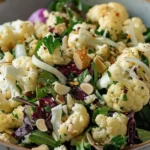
[36,119,48,132]
[80,83,94,95]
[67,94,74,109]
[94,56,107,74]
[54,82,70,95]
[56,95,65,104]
[73,49,91,70]
[32,144,49,150]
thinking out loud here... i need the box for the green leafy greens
[36,71,57,98]
[77,69,90,83]
[138,51,149,67]
[104,135,127,150]
[30,130,60,149]
[0,49,4,60]
[92,106,110,122]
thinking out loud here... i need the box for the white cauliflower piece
[54,145,67,150]
[34,22,49,39]
[138,43,150,59]
[68,22,118,52]
[37,45,71,66]
[46,11,68,27]
[0,106,24,132]
[122,17,146,45]
[0,25,17,51]
[58,103,90,142]
[24,35,38,56]
[0,20,34,52]
[12,56,38,92]
[0,52,14,63]
[104,79,149,112]
[92,112,128,145]
[11,20,34,40]
[0,56,37,113]
[95,44,110,60]
[87,2,129,40]
[97,63,129,89]
[0,133,18,144]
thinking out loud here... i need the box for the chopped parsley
[107,71,112,78]
[138,51,149,67]
[113,81,118,85]
[0,50,4,60]
[44,106,51,113]
[123,94,128,101]
[12,112,19,119]
[88,49,95,54]
[55,16,65,25]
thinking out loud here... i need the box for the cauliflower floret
[95,44,110,60]
[37,45,71,66]
[54,145,67,150]
[46,11,68,27]
[0,20,34,52]
[0,25,17,52]
[0,133,18,144]
[104,79,149,112]
[12,56,37,70]
[0,106,24,132]
[87,2,129,40]
[58,103,90,142]
[34,22,49,39]
[11,20,34,40]
[92,112,128,145]
[122,17,146,45]
[0,52,14,63]
[137,43,150,59]
[24,35,38,56]
[12,56,38,92]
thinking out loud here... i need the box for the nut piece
[54,82,71,95]
[56,95,65,104]
[32,144,49,150]
[94,56,107,74]
[36,119,48,132]
[73,50,91,70]
[67,94,74,109]
[80,83,94,95]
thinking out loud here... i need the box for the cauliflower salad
[0,0,150,150]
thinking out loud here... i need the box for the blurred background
[0,0,150,26]
[0,0,50,23]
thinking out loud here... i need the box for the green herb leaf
[95,90,104,101]
[138,51,149,67]
[42,35,61,55]
[77,69,89,83]
[88,49,94,54]
[113,81,118,85]
[36,71,57,98]
[76,138,92,150]
[137,128,150,142]
[16,83,22,94]
[1,110,6,114]
[0,50,4,60]
[12,112,19,119]
[55,16,65,25]
[95,29,110,38]
[92,106,110,122]
[104,135,127,150]
[30,130,60,149]
[68,73,75,81]
[44,106,51,113]
[107,71,111,78]
[144,28,150,43]
[92,62,99,86]
[122,94,128,101]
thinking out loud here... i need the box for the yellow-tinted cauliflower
[122,17,146,45]
[92,112,128,145]
[0,106,24,132]
[87,2,129,40]
[104,79,149,112]
[58,103,90,142]
[0,20,34,52]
